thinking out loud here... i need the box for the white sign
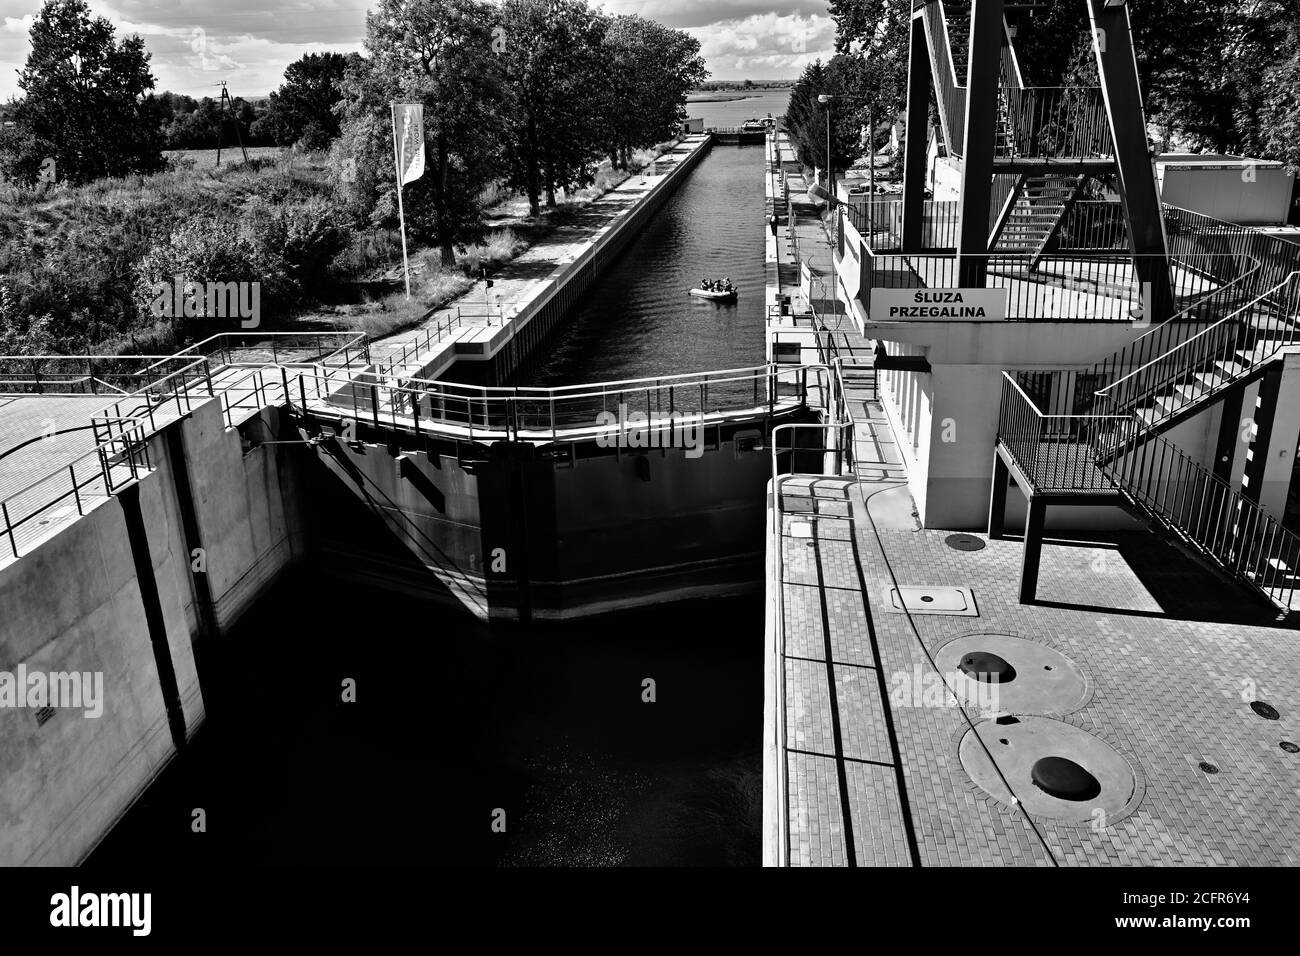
[870,288,1008,322]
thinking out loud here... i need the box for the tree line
[331,0,707,264]
[0,0,707,355]
[0,0,706,266]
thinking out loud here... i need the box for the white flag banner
[392,103,425,185]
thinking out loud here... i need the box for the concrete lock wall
[304,412,812,620]
[0,400,307,865]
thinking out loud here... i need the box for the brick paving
[775,395,1300,866]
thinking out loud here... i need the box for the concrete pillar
[1211,385,1246,483]
[989,452,1009,538]
[1019,495,1047,603]
[1251,352,1300,521]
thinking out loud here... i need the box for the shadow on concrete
[1020,530,1300,629]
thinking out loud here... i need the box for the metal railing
[766,355,878,865]
[375,311,468,377]
[921,0,968,157]
[293,362,824,444]
[0,355,187,395]
[999,87,1113,159]
[1092,272,1300,429]
[1,332,368,555]
[997,370,1300,610]
[0,442,150,560]
[1112,423,1300,609]
[143,331,368,372]
[219,365,292,429]
[997,372,1133,493]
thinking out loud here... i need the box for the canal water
[512,141,768,385]
[88,124,773,870]
[86,566,763,867]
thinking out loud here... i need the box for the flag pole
[391,105,412,299]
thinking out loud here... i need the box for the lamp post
[817,94,833,205]
[868,106,876,238]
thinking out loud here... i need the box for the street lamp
[817,94,833,203]
[822,93,880,238]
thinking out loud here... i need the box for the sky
[0,0,836,100]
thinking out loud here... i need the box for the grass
[1,136,681,353]
[163,146,286,171]
[316,139,681,342]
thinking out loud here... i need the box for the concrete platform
[769,403,1300,865]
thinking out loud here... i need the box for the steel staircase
[1001,271,1300,609]
[1093,273,1300,438]
[990,173,1088,263]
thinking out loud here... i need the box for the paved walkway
[775,397,1300,865]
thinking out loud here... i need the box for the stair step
[1173,382,1211,404]
[1236,340,1286,364]
[1214,359,1249,378]
[1154,393,1188,415]
[1193,369,1233,391]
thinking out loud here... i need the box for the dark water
[86,568,763,867]
[514,144,768,385]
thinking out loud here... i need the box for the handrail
[1095,271,1300,400]
[1109,417,1300,610]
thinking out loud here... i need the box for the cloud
[0,0,821,100]
[687,12,836,79]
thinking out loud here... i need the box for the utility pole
[215,81,250,167]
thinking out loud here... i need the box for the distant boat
[689,286,737,302]
[741,119,766,134]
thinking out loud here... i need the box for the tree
[785,60,869,177]
[257,52,360,150]
[341,0,505,265]
[495,0,607,215]
[598,15,708,170]
[2,0,164,185]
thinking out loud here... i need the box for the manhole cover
[884,586,978,616]
[1281,741,1299,754]
[945,533,986,552]
[1032,756,1101,801]
[1251,701,1281,720]
[959,651,1016,683]
[935,634,1089,717]
[959,716,1140,824]
[1199,761,1220,774]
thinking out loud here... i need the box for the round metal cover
[1251,701,1281,720]
[1281,741,1299,754]
[945,533,986,552]
[959,716,1141,824]
[959,651,1016,683]
[1031,756,1101,801]
[1199,761,1220,774]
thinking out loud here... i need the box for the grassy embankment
[0,141,677,355]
